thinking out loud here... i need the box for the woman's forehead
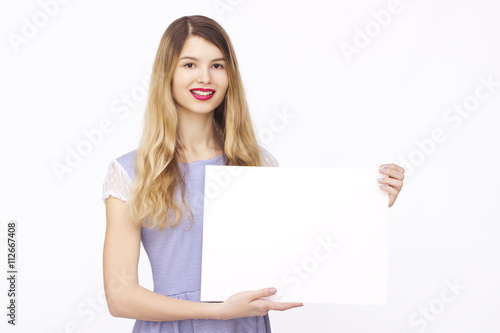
[178,36,225,60]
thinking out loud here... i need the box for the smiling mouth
[190,90,215,96]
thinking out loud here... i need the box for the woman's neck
[177,111,223,162]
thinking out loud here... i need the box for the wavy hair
[129,15,264,230]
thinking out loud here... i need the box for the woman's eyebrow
[179,56,225,62]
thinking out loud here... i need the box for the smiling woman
[172,35,229,126]
[101,15,302,333]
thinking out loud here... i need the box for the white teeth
[191,90,214,96]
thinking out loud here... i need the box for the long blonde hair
[129,15,264,230]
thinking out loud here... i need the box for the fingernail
[379,164,390,169]
[377,178,385,182]
[268,288,277,295]
[379,185,387,189]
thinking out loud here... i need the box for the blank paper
[201,166,388,305]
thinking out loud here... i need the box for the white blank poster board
[201,166,388,305]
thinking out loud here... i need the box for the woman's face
[172,36,229,116]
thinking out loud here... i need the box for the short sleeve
[102,159,133,203]
[258,146,280,167]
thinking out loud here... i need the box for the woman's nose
[197,67,212,84]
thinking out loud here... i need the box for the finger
[379,167,404,181]
[248,287,278,300]
[377,177,403,191]
[379,163,405,177]
[394,163,405,174]
[379,163,405,174]
[379,183,399,196]
[269,301,304,311]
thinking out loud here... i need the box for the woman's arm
[103,197,302,321]
[103,196,220,321]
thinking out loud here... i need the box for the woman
[102,15,404,333]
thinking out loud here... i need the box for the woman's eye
[213,64,224,69]
[184,63,195,68]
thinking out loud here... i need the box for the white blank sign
[201,166,388,304]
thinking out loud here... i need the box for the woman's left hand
[377,163,405,207]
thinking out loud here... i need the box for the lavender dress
[102,146,279,333]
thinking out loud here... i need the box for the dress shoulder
[258,146,280,167]
[102,151,136,203]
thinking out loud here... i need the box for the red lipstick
[190,88,216,101]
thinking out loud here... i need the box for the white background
[0,0,499,332]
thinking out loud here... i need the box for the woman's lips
[190,88,215,101]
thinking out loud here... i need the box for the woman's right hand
[218,287,303,320]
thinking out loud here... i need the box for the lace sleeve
[102,159,133,203]
[259,146,280,167]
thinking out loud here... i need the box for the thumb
[249,287,277,300]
